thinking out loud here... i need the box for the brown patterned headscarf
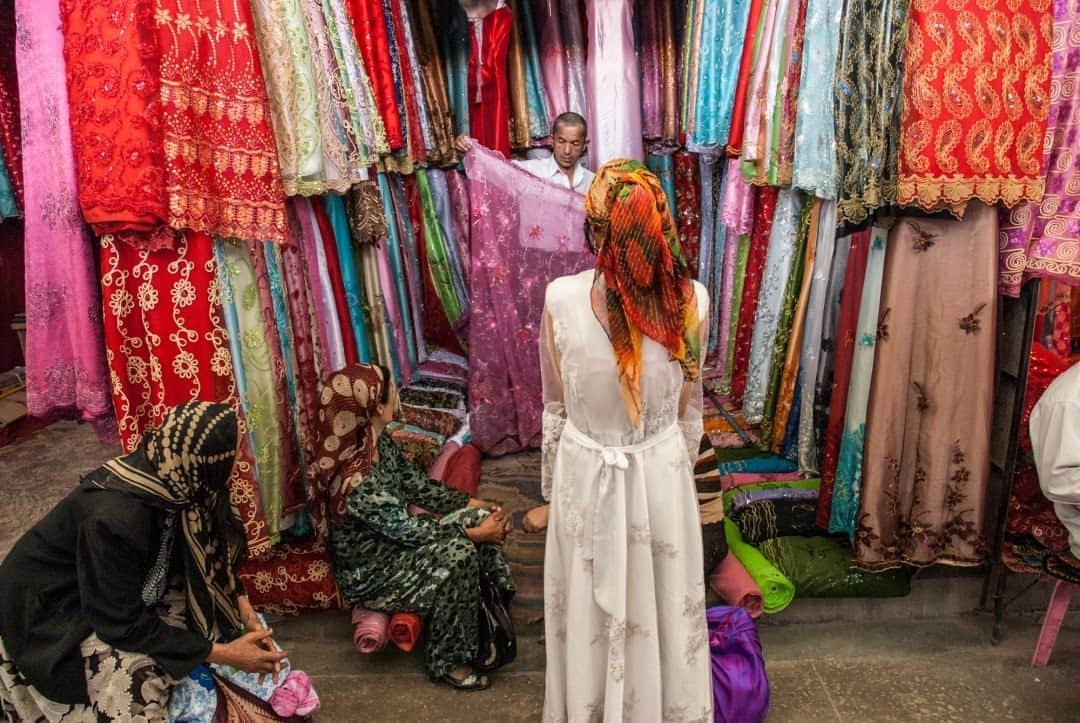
[310,363,388,522]
[584,159,702,427]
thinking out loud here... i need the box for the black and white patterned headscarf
[88,402,247,640]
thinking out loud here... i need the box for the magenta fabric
[464,144,592,454]
[719,157,754,234]
[998,0,1080,297]
[707,606,771,723]
[279,235,324,467]
[638,0,663,139]
[17,0,112,429]
[351,607,390,653]
[292,197,345,377]
[376,239,413,384]
[722,471,804,492]
[269,671,321,717]
[428,440,462,480]
[444,170,472,288]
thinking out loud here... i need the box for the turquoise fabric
[325,193,372,362]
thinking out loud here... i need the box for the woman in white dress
[540,159,713,722]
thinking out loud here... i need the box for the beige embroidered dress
[540,270,713,723]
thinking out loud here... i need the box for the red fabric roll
[815,229,871,529]
[389,612,424,652]
[725,0,765,157]
[709,553,764,619]
[443,443,482,497]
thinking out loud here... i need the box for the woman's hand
[468,498,500,512]
[454,135,472,154]
[208,630,288,681]
[465,510,511,545]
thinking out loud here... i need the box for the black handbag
[473,574,516,672]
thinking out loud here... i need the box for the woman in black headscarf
[0,402,286,720]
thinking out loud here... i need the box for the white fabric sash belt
[562,419,680,615]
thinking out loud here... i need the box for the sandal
[442,671,490,691]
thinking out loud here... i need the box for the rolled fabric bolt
[351,608,390,654]
[709,553,764,619]
[389,612,424,652]
[269,671,321,717]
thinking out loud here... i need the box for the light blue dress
[792,0,842,198]
[687,0,753,154]
[829,226,889,539]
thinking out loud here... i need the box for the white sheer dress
[540,269,713,723]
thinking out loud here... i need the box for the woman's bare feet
[522,504,549,534]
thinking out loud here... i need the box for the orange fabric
[585,159,702,427]
[897,0,1053,213]
[389,612,424,652]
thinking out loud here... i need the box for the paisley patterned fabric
[897,0,1053,215]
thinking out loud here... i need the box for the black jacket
[0,485,212,704]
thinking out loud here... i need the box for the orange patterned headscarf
[309,363,387,523]
[584,159,702,427]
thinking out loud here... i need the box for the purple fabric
[444,170,472,288]
[707,606,770,723]
[719,157,754,234]
[464,144,591,454]
[376,238,413,384]
[17,0,112,429]
[997,0,1080,297]
[292,197,344,377]
[638,0,663,139]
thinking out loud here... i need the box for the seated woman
[312,364,515,691]
[0,402,286,719]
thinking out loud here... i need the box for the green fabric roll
[724,518,795,614]
[759,536,911,598]
[415,169,463,323]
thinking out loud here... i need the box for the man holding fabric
[455,112,595,194]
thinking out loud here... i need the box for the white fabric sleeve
[1031,398,1080,505]
[678,284,710,467]
[540,305,565,502]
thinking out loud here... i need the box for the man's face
[552,123,588,170]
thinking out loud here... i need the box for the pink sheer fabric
[464,144,592,454]
[17,0,112,428]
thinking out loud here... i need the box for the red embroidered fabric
[897,0,1053,213]
[100,230,272,554]
[675,150,702,273]
[730,186,777,402]
[0,0,22,209]
[156,0,288,244]
[61,0,171,248]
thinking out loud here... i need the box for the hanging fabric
[854,204,997,571]
[896,0,1052,216]
[17,0,112,430]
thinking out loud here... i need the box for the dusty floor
[2,420,1079,722]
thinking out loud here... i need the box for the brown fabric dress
[853,202,997,571]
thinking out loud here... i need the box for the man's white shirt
[512,155,595,194]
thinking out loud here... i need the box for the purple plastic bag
[707,606,770,723]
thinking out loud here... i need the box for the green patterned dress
[332,434,514,678]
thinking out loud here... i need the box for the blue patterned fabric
[687,0,752,153]
[325,193,373,362]
[792,0,843,197]
[829,226,888,539]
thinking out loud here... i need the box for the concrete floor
[3,420,1080,721]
